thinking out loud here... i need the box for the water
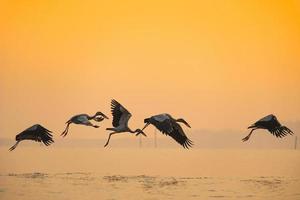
[0,147,299,200]
[0,173,300,200]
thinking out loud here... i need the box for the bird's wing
[258,114,274,122]
[269,116,282,127]
[250,114,281,129]
[21,124,42,142]
[111,99,132,128]
[16,124,54,146]
[150,115,173,134]
[269,125,294,138]
[250,115,293,138]
[169,121,193,149]
[36,125,54,146]
[150,115,193,149]
[151,114,174,132]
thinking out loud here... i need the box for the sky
[1,0,300,143]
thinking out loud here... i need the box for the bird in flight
[9,124,54,151]
[104,99,146,147]
[61,112,109,137]
[242,114,293,142]
[141,113,193,149]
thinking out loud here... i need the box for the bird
[141,113,193,149]
[61,111,109,137]
[9,124,54,151]
[242,114,293,142]
[104,99,146,147]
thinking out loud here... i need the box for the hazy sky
[1,0,300,139]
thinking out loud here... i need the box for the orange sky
[1,0,300,139]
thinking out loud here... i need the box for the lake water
[0,147,299,200]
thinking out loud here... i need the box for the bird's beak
[101,113,109,119]
[186,123,191,128]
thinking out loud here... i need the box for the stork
[104,99,146,147]
[141,113,193,149]
[9,124,54,151]
[61,111,109,137]
[242,114,293,142]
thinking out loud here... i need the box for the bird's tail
[106,128,115,131]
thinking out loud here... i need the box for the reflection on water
[0,173,300,200]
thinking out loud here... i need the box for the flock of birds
[9,99,294,151]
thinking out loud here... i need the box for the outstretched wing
[110,99,132,128]
[15,124,54,146]
[257,115,281,128]
[269,126,293,138]
[249,114,293,138]
[36,125,54,146]
[249,114,280,129]
[147,114,193,149]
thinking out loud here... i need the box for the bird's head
[15,132,24,141]
[176,118,191,128]
[95,112,109,119]
[15,134,21,141]
[135,129,147,137]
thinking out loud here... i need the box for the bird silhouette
[61,111,108,137]
[104,99,146,147]
[141,113,193,149]
[242,114,293,142]
[9,124,54,151]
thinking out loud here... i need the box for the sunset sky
[1,0,300,140]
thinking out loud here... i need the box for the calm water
[0,147,299,200]
[0,173,300,200]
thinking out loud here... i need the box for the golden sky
[1,0,300,139]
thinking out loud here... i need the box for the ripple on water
[240,177,284,190]
[103,175,129,182]
[158,177,180,187]
[7,172,48,179]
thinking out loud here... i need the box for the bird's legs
[104,132,117,147]
[9,141,20,151]
[132,123,150,137]
[61,122,71,137]
[242,128,257,142]
[136,130,147,137]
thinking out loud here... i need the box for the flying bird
[141,113,193,149]
[61,112,109,137]
[104,99,146,147]
[242,114,293,142]
[9,124,54,151]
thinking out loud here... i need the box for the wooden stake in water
[295,136,298,150]
[154,128,157,148]
[139,134,142,148]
